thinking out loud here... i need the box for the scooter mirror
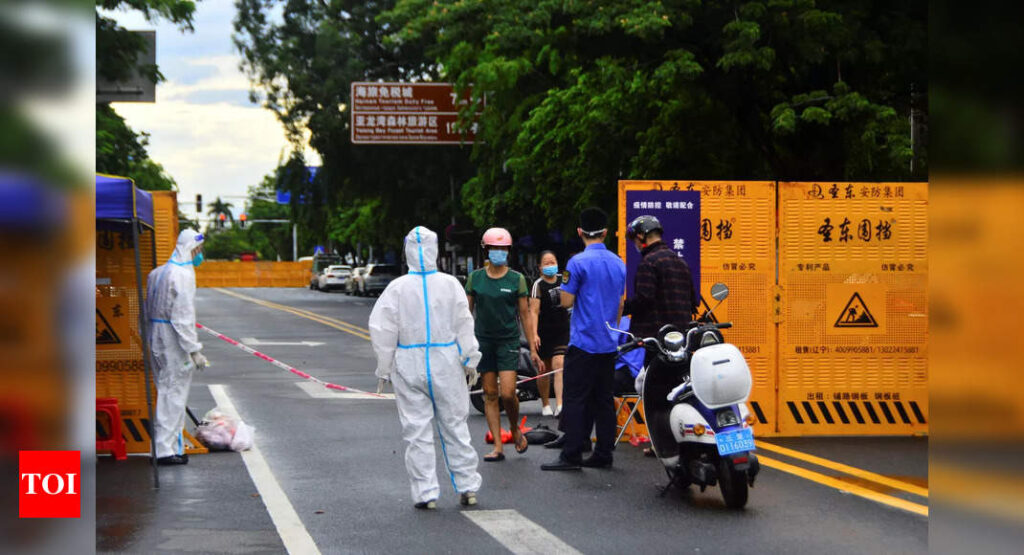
[710,282,730,301]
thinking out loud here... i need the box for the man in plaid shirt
[622,215,697,362]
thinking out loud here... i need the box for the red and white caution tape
[196,322,386,398]
[468,368,565,396]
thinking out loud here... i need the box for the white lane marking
[295,381,395,400]
[240,337,325,347]
[463,509,582,555]
[208,384,321,555]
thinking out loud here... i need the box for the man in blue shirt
[542,207,626,471]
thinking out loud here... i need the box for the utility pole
[450,175,457,274]
[292,223,298,261]
[909,83,917,174]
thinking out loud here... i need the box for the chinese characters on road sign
[350,82,483,144]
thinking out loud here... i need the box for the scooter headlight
[663,331,685,352]
[716,409,740,427]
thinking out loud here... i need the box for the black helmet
[626,215,663,241]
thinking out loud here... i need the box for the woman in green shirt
[466,227,542,461]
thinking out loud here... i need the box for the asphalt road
[98,287,928,554]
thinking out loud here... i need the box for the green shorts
[477,337,520,373]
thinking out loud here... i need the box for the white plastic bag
[195,407,255,452]
[230,422,255,452]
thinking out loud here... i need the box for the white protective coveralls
[145,229,205,458]
[369,226,483,503]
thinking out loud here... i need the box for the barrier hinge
[772,284,783,324]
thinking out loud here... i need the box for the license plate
[715,428,755,456]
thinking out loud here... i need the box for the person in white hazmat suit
[145,229,209,465]
[369,226,483,509]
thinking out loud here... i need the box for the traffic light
[218,212,226,228]
[196,194,202,213]
[239,213,247,228]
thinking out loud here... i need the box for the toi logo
[19,451,81,518]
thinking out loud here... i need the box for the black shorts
[538,327,569,360]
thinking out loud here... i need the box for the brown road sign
[350,82,482,145]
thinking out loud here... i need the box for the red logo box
[19,451,81,518]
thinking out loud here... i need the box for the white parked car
[317,265,352,292]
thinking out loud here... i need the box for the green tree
[97,0,197,84]
[382,0,927,232]
[96,0,197,190]
[234,0,473,256]
[96,104,177,190]
[246,174,294,260]
[206,196,234,222]
[201,227,252,260]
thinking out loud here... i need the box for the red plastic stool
[96,398,127,460]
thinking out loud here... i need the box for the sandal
[514,432,529,454]
[483,451,505,462]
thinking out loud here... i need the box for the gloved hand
[547,286,562,305]
[465,365,480,387]
[190,351,209,370]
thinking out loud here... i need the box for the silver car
[360,264,401,296]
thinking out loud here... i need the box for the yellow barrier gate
[778,182,928,435]
[196,260,313,288]
[618,180,779,435]
[150,191,179,263]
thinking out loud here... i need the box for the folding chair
[615,393,646,444]
[614,355,648,444]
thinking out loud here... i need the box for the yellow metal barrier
[930,182,1024,438]
[618,180,779,435]
[150,191,179,263]
[195,260,314,288]
[96,226,159,454]
[778,182,928,436]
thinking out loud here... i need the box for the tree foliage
[96,0,197,190]
[234,0,926,244]
[96,104,177,190]
[234,0,474,254]
[381,0,926,232]
[206,196,234,221]
[97,0,197,83]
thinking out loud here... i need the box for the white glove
[190,351,209,370]
[465,366,480,387]
[547,286,562,305]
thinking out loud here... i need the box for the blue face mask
[192,253,205,267]
[488,249,508,266]
[541,264,559,277]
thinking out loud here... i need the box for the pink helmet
[481,227,513,247]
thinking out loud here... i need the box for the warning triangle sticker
[96,308,122,345]
[834,292,878,328]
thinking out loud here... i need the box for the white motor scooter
[613,283,759,509]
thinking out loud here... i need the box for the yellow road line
[214,288,371,335]
[755,440,928,498]
[214,288,930,518]
[930,463,1024,523]
[759,455,929,517]
[220,288,372,334]
[214,288,371,341]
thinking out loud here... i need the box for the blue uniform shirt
[562,243,627,354]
